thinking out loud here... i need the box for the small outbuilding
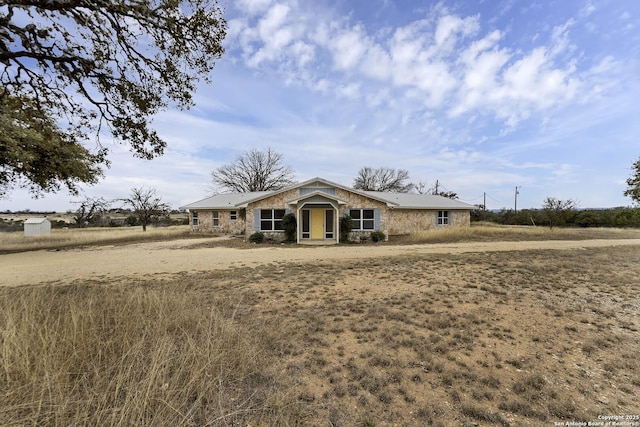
[24,218,52,236]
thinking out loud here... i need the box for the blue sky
[2,0,639,212]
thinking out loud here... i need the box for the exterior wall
[335,188,390,241]
[190,209,245,234]
[246,188,300,241]
[24,219,51,236]
[387,209,470,235]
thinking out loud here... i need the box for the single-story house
[180,177,474,243]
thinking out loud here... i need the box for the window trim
[437,210,450,226]
[213,211,219,227]
[259,209,286,231]
[350,208,375,231]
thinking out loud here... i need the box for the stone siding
[190,209,245,234]
[387,209,470,235]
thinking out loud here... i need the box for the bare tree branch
[120,187,170,231]
[353,167,414,192]
[211,148,296,192]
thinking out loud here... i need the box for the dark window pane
[363,209,374,219]
[350,210,361,219]
[261,221,272,230]
[363,220,374,230]
[352,220,360,230]
[303,210,310,233]
[274,220,284,230]
[274,209,285,219]
[261,210,272,219]
[326,210,334,232]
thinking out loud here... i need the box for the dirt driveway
[2,237,640,287]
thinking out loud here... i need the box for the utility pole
[514,186,520,213]
[483,192,487,221]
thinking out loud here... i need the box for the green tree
[0,95,104,196]
[121,188,170,232]
[624,157,640,205]
[542,197,578,229]
[1,1,226,195]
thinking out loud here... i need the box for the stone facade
[387,209,470,235]
[192,209,245,234]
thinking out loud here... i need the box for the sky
[2,0,640,212]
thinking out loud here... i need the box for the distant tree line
[472,206,640,228]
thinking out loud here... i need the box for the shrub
[281,213,297,242]
[370,230,386,242]
[340,215,352,243]
[249,231,265,243]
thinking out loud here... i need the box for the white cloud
[236,0,273,16]
[329,25,369,70]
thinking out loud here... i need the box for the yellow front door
[310,209,324,239]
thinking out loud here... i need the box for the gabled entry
[289,190,347,244]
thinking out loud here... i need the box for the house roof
[24,218,51,224]
[180,192,271,210]
[180,178,475,211]
[363,192,475,210]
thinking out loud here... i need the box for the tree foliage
[353,167,413,192]
[434,190,459,199]
[121,187,170,231]
[0,94,104,196]
[211,148,296,193]
[1,0,226,195]
[624,157,640,205]
[542,197,578,229]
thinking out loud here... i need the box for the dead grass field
[1,227,639,426]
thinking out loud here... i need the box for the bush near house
[339,215,352,243]
[370,230,386,242]
[249,231,265,243]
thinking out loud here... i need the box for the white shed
[24,218,52,236]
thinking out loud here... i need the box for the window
[437,210,450,226]
[213,211,219,227]
[325,209,334,239]
[302,210,310,238]
[260,209,285,231]
[351,209,375,230]
[191,211,199,227]
[230,211,237,221]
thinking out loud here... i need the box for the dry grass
[0,226,199,254]
[0,283,308,426]
[391,222,640,244]
[2,228,640,426]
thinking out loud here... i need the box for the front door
[310,209,324,239]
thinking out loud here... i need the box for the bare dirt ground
[2,237,640,287]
